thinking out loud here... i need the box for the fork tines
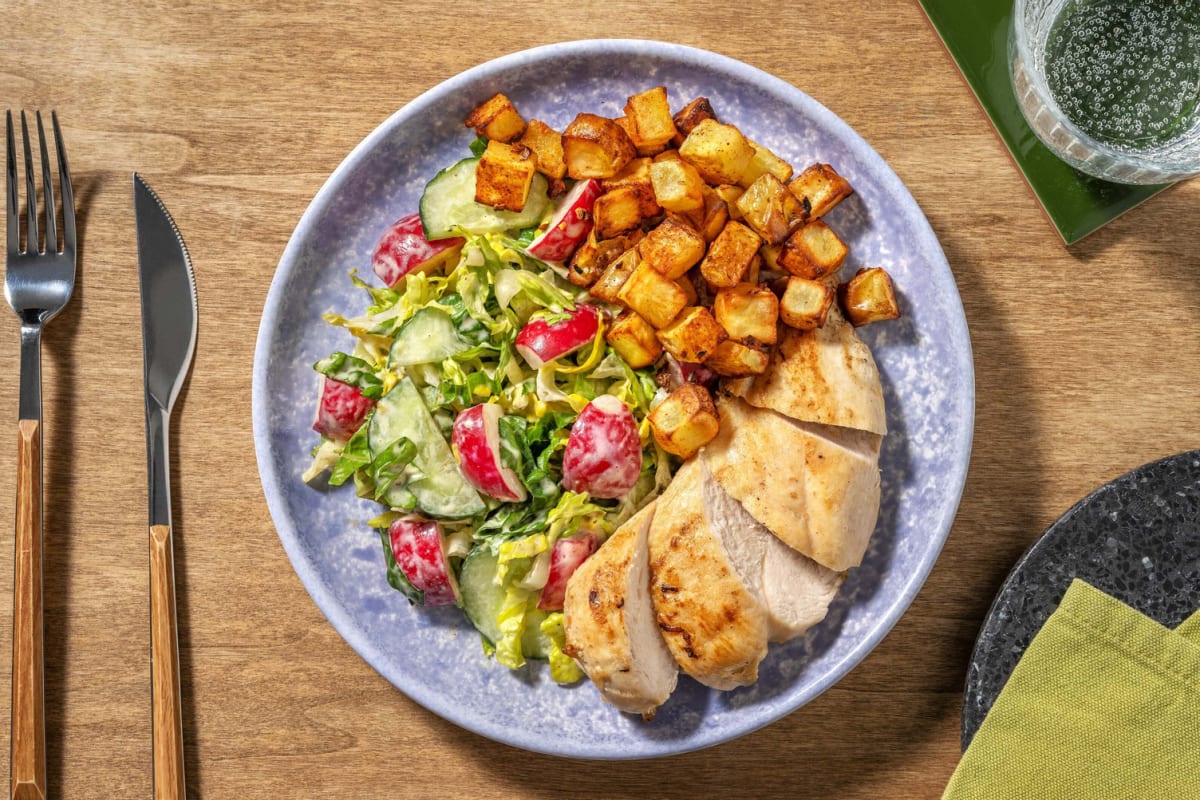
[6,110,75,259]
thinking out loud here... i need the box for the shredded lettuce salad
[307,198,675,682]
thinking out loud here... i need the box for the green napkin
[944,579,1200,799]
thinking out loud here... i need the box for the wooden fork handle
[150,524,185,800]
[12,419,46,800]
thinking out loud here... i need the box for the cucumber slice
[388,307,468,367]
[458,547,552,659]
[419,158,550,240]
[368,378,485,519]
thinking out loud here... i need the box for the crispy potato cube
[617,262,689,328]
[639,217,707,279]
[653,148,682,163]
[713,283,779,345]
[788,163,854,218]
[464,93,527,143]
[563,113,637,179]
[567,228,640,288]
[589,247,641,304]
[778,220,849,279]
[656,306,727,363]
[678,119,755,185]
[735,173,808,245]
[739,140,794,187]
[518,119,566,179]
[593,186,645,238]
[606,309,662,368]
[647,383,720,459]
[624,86,676,153]
[780,276,836,330]
[676,275,698,305]
[839,267,901,326]
[703,339,770,377]
[699,221,761,288]
[745,252,762,285]
[672,97,718,136]
[475,140,536,212]
[602,157,660,217]
[713,184,745,219]
[649,158,705,213]
[698,189,729,242]
[760,242,783,272]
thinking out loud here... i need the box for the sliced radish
[312,376,376,441]
[657,353,718,393]
[372,213,464,287]
[451,404,527,502]
[389,518,459,606]
[526,178,603,263]
[514,303,601,369]
[562,394,644,499]
[537,533,599,611]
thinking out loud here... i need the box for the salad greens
[307,171,674,682]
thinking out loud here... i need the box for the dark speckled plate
[962,450,1200,749]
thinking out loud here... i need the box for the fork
[4,110,74,800]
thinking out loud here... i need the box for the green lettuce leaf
[377,527,423,605]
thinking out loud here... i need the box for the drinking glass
[1010,0,1200,184]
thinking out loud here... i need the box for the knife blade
[134,172,195,800]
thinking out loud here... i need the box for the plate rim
[252,38,976,759]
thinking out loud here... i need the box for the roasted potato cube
[713,283,779,345]
[464,93,527,143]
[624,86,676,153]
[606,309,662,368]
[656,306,727,363]
[739,140,794,187]
[676,275,698,305]
[602,157,660,217]
[593,186,645,238]
[735,173,808,245]
[698,189,729,242]
[639,217,707,279]
[780,276,836,330]
[563,113,637,179]
[678,119,755,184]
[778,220,848,279]
[703,339,770,377]
[653,148,682,163]
[475,140,536,212]
[699,220,761,288]
[788,163,854,218]
[745,252,762,285]
[839,267,901,326]
[647,383,721,459]
[589,246,641,304]
[617,262,689,328]
[713,184,745,219]
[672,97,718,137]
[760,242,783,272]
[649,158,705,213]
[568,227,638,288]
[518,119,566,179]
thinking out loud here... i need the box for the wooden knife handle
[149,524,185,800]
[12,419,46,800]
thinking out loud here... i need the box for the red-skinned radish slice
[389,518,459,606]
[514,303,601,369]
[372,213,464,287]
[537,533,599,611]
[526,178,603,263]
[562,394,644,499]
[658,354,718,393]
[451,404,528,502]
[312,376,376,441]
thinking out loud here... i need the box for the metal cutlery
[134,173,196,800]
[4,110,75,800]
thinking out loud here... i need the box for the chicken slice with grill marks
[563,502,678,719]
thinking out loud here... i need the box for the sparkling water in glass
[1011,0,1200,184]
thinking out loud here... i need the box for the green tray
[918,0,1169,244]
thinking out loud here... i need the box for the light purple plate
[252,40,974,759]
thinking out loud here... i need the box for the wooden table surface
[1,1,1198,797]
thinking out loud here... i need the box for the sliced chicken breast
[724,304,887,436]
[648,459,770,691]
[703,395,882,572]
[563,502,678,720]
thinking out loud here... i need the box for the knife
[134,173,196,800]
